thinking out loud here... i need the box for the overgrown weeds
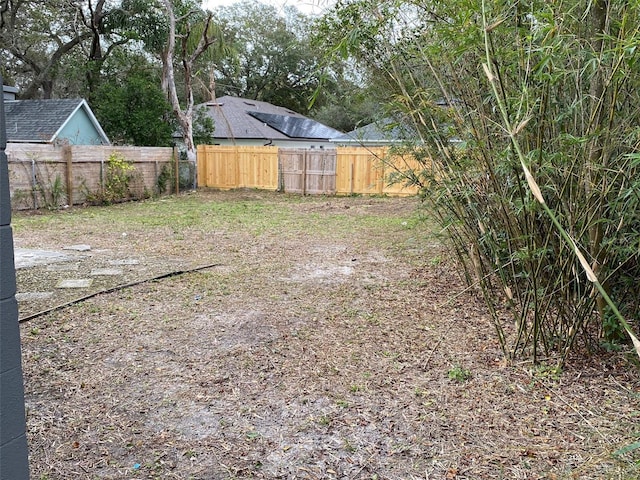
[14,155,67,210]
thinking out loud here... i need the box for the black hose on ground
[18,262,222,323]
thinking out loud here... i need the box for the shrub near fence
[196,145,420,196]
[7,144,177,209]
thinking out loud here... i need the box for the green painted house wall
[58,105,107,145]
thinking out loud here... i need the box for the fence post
[277,148,284,192]
[197,145,207,189]
[63,145,73,206]
[0,76,30,479]
[173,147,179,194]
[302,149,307,196]
[29,156,37,209]
[379,156,384,195]
[234,147,240,188]
[99,157,105,193]
[154,160,158,196]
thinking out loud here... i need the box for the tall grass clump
[317,0,640,364]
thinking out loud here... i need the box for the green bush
[86,152,136,205]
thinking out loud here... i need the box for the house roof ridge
[3,97,109,145]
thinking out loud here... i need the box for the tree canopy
[0,0,378,143]
[213,0,322,115]
[93,67,174,146]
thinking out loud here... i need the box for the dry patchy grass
[13,189,640,480]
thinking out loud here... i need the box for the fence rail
[7,144,177,209]
[197,145,421,196]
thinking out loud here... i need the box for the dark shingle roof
[4,98,85,143]
[198,96,342,141]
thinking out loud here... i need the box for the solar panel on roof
[248,111,338,139]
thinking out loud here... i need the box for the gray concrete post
[0,77,30,479]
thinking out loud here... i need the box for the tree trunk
[159,0,222,188]
[85,0,106,98]
[160,0,197,188]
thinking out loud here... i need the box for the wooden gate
[279,148,336,195]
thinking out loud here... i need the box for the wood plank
[7,144,174,208]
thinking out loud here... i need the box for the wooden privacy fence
[335,147,422,196]
[197,145,279,191]
[7,144,177,209]
[196,145,422,196]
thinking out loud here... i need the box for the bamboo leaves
[317,0,640,364]
[480,0,640,362]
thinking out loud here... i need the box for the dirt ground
[14,190,640,480]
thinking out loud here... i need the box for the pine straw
[17,190,640,479]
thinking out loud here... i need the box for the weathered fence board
[306,149,337,195]
[279,148,336,195]
[279,148,305,193]
[6,144,176,209]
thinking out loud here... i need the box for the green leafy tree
[310,75,385,132]
[211,0,376,129]
[116,0,228,159]
[156,0,227,167]
[0,0,88,98]
[0,0,133,99]
[93,68,174,146]
[214,0,323,115]
[193,105,215,145]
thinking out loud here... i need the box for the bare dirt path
[14,190,640,479]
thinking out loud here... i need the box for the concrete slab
[15,292,53,301]
[56,279,93,289]
[108,259,140,266]
[46,263,79,272]
[63,244,91,252]
[14,248,74,270]
[90,268,123,276]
